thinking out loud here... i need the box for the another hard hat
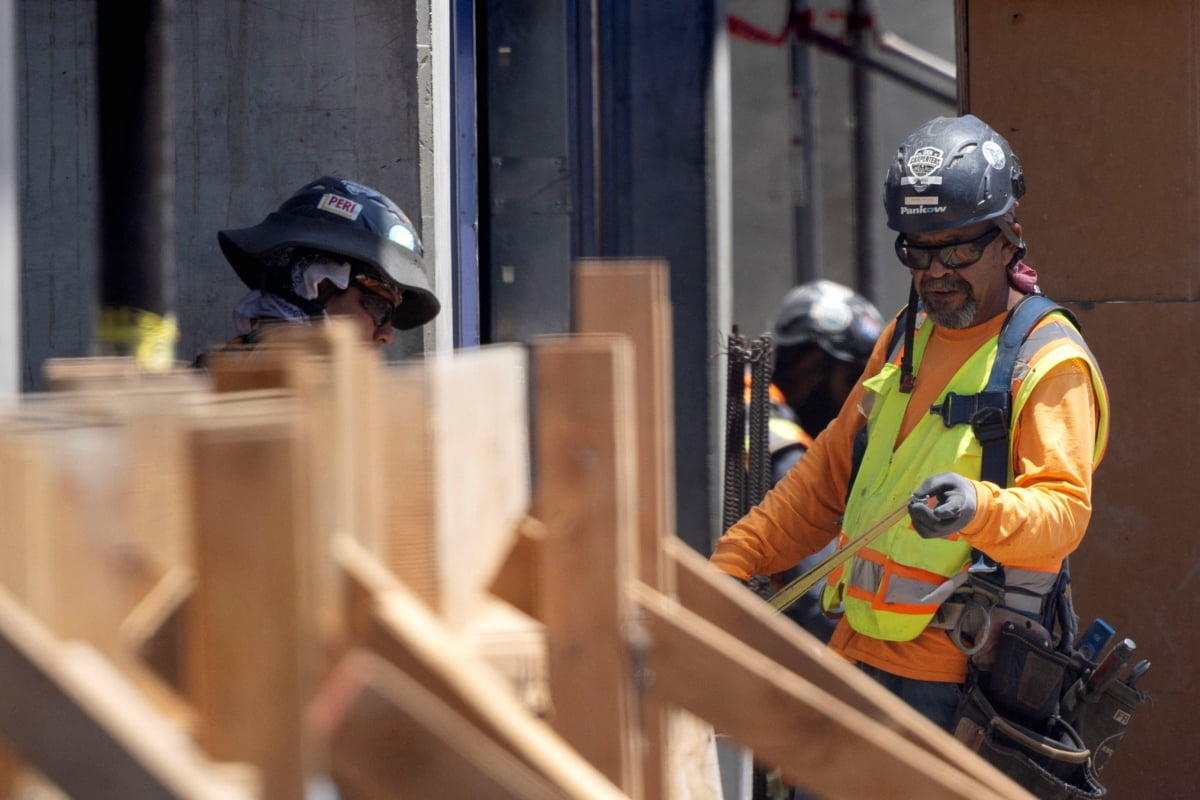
[219,176,440,329]
[772,280,884,364]
[883,114,1025,234]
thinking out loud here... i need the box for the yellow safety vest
[822,309,1109,642]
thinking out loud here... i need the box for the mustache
[920,275,970,294]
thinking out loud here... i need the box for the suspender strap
[930,294,1076,583]
[930,294,1074,486]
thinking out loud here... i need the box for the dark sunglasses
[352,282,398,328]
[894,227,1003,271]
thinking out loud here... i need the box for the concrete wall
[729,0,956,335]
[18,0,433,390]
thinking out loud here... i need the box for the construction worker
[212,175,440,350]
[767,280,884,483]
[761,281,883,642]
[711,114,1109,732]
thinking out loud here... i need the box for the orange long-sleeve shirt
[710,311,1103,682]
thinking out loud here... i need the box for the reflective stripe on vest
[769,415,814,455]
[822,310,1109,642]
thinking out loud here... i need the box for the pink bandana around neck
[1009,260,1039,293]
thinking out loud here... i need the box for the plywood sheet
[1052,300,1193,799]
[960,1,1200,303]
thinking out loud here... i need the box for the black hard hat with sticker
[772,280,884,364]
[219,176,440,329]
[883,115,1025,235]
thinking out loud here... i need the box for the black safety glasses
[894,227,1003,271]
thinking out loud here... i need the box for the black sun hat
[218,176,440,329]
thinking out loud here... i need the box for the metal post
[849,0,877,304]
[789,0,820,285]
[95,0,177,369]
[449,0,481,349]
[0,0,18,394]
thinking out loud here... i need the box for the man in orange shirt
[710,114,1109,731]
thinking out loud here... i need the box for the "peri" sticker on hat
[318,193,363,220]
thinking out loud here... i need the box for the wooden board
[531,335,644,796]
[380,344,531,629]
[574,258,676,592]
[958,3,1189,795]
[632,581,1029,800]
[186,411,316,800]
[571,261,688,800]
[667,538,1033,798]
[0,584,255,799]
[313,649,568,800]
[333,534,630,800]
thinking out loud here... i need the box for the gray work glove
[908,472,977,539]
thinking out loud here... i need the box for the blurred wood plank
[313,650,568,800]
[186,411,316,800]
[333,534,630,800]
[575,257,680,800]
[631,581,1026,800]
[574,258,676,592]
[0,584,255,799]
[488,515,547,621]
[380,344,531,629]
[664,539,1034,799]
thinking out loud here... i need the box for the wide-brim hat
[219,177,441,330]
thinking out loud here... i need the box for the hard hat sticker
[388,224,417,251]
[905,146,944,190]
[810,297,854,333]
[318,193,363,220]
[982,140,1007,170]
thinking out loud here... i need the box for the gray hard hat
[884,115,1026,235]
[772,280,884,364]
[219,176,440,329]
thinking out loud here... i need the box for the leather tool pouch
[953,678,1106,799]
[990,620,1071,725]
[1061,677,1145,775]
[953,621,1107,798]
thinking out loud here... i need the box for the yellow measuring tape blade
[767,502,910,612]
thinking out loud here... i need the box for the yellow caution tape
[95,306,180,372]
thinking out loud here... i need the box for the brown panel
[961,5,1200,792]
[961,1,1200,302]
[1057,300,1195,799]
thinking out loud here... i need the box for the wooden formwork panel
[960,3,1193,795]
[960,1,1200,303]
[1053,301,1192,800]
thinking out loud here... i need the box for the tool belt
[955,666,1106,800]
[943,577,1149,800]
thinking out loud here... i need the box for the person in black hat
[214,175,440,349]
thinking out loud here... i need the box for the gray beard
[925,296,977,329]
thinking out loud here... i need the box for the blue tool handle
[1076,617,1115,661]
